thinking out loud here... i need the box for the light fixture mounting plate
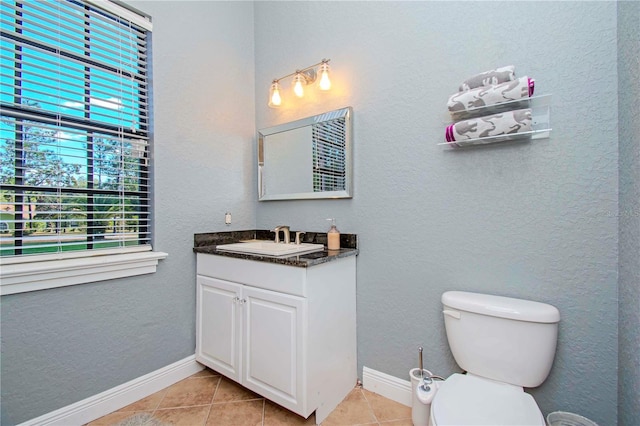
[299,68,317,84]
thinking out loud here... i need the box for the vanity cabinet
[196,253,356,424]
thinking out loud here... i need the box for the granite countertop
[193,230,358,268]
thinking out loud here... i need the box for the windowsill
[0,247,168,296]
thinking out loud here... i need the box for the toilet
[430,291,560,426]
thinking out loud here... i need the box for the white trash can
[546,411,598,426]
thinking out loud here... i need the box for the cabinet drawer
[197,254,307,296]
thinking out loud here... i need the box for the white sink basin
[216,240,325,257]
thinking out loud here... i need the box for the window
[0,0,165,295]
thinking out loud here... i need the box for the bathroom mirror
[258,107,353,201]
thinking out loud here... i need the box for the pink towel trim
[528,78,535,96]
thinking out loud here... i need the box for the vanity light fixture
[268,58,331,108]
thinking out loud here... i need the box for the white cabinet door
[196,276,242,382]
[242,286,306,414]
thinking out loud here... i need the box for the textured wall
[617,1,640,425]
[254,2,619,424]
[1,2,629,425]
[0,2,256,424]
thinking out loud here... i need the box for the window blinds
[312,118,347,192]
[0,0,152,257]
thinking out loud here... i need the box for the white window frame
[0,0,165,296]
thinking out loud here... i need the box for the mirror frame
[258,107,353,201]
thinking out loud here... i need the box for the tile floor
[87,368,412,426]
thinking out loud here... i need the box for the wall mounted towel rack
[439,94,552,148]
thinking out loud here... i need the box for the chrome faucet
[273,225,290,244]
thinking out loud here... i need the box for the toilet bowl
[429,374,545,426]
[430,291,560,426]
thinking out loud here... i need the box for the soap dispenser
[326,218,340,250]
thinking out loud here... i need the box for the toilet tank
[442,291,560,388]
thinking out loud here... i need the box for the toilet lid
[431,374,545,426]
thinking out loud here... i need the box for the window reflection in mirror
[258,107,352,201]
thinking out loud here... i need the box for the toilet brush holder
[410,368,433,426]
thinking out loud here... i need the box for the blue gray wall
[254,2,620,425]
[617,1,640,426]
[0,2,256,424]
[2,2,636,426]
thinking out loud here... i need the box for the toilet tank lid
[442,291,560,323]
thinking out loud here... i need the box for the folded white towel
[459,65,516,91]
[445,108,533,147]
[448,76,534,114]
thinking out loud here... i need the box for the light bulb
[318,62,331,91]
[293,73,305,98]
[268,81,281,107]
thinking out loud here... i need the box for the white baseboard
[362,366,412,407]
[20,355,204,426]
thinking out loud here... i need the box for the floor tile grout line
[153,403,215,411]
[211,397,265,405]
[211,376,221,404]
[202,401,213,426]
[201,376,220,425]
[359,388,380,425]
[150,385,168,421]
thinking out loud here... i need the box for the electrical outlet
[225,212,232,225]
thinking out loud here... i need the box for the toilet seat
[430,374,545,426]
